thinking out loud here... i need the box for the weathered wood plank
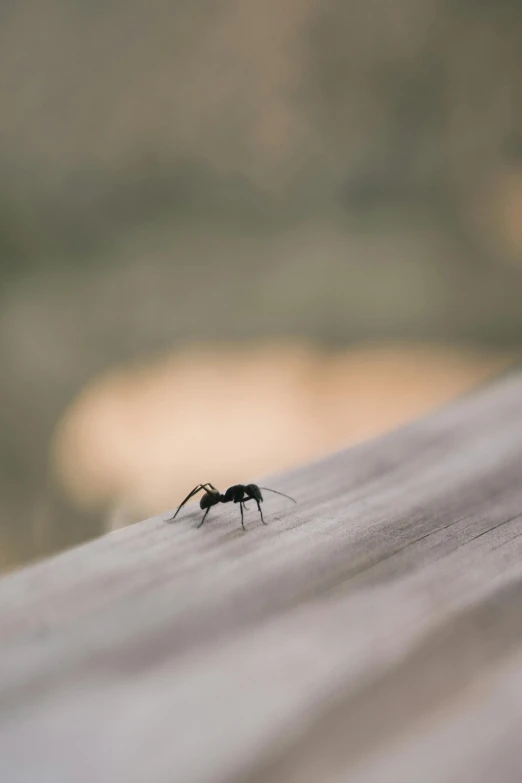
[1,372,522,783]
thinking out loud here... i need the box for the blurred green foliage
[1,0,522,568]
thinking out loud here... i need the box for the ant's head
[246,484,263,501]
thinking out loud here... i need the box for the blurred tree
[0,0,522,568]
[305,0,522,261]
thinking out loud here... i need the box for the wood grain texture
[2,372,522,783]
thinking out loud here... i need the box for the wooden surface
[2,372,522,782]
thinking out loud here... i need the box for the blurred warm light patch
[51,342,513,528]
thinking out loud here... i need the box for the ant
[166,482,296,530]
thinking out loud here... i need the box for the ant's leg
[167,484,206,522]
[197,508,210,528]
[256,499,266,525]
[202,483,219,493]
[240,503,245,531]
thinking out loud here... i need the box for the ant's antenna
[259,487,296,503]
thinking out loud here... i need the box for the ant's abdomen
[200,493,213,509]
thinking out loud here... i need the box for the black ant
[166,482,296,530]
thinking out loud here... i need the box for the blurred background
[1,0,521,572]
